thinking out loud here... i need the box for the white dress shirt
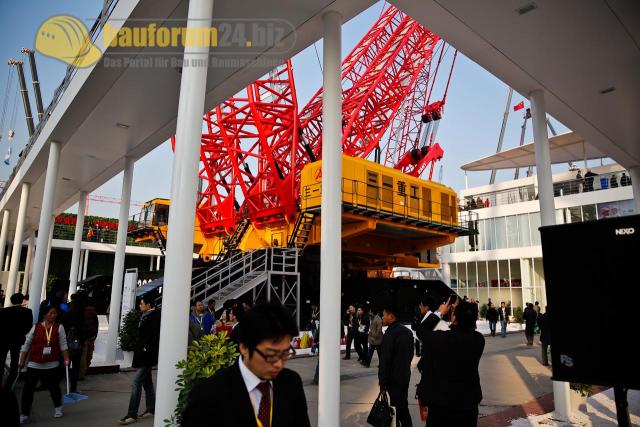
[238,355,272,417]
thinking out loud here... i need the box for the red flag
[513,101,525,111]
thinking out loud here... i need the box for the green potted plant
[165,332,239,427]
[479,304,488,319]
[118,309,140,367]
[569,382,592,413]
[513,306,524,324]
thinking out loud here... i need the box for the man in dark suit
[418,301,485,427]
[0,293,33,388]
[415,294,443,374]
[379,304,415,427]
[183,303,310,427]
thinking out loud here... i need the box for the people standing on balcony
[575,170,584,193]
[621,172,631,187]
[483,198,490,208]
[469,198,477,210]
[584,170,597,192]
[610,174,618,188]
[476,196,483,209]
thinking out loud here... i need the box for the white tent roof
[461,132,607,171]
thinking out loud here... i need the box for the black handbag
[367,391,395,427]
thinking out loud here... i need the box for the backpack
[66,326,82,352]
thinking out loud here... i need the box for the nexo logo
[615,228,635,236]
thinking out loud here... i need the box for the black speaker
[540,214,640,389]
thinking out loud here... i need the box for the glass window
[506,215,519,248]
[529,213,541,246]
[533,258,545,287]
[478,261,488,287]
[487,218,497,250]
[510,259,521,287]
[517,214,531,247]
[477,219,485,251]
[495,217,507,249]
[458,262,467,287]
[487,260,499,288]
[450,263,458,288]
[498,260,510,287]
[455,237,465,253]
[467,262,477,287]
[569,206,582,223]
[583,204,596,221]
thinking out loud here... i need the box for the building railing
[463,170,632,210]
[302,178,478,234]
[52,223,158,248]
[0,0,120,200]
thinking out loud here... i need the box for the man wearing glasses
[182,303,310,427]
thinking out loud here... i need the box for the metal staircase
[190,248,300,314]
[287,211,316,250]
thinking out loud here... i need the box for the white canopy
[461,132,606,171]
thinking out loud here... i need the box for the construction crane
[145,5,473,270]
[85,194,143,215]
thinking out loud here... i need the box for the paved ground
[11,329,640,426]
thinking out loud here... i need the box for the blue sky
[0,1,577,218]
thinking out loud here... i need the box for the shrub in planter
[119,309,140,352]
[479,304,488,319]
[513,306,524,324]
[165,332,239,426]
[570,382,593,397]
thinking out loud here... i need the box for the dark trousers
[387,383,412,427]
[541,342,549,366]
[366,344,381,367]
[426,404,478,427]
[1,343,20,389]
[355,333,368,361]
[344,331,355,359]
[69,349,83,392]
[21,367,62,415]
[126,365,155,417]
[489,321,497,336]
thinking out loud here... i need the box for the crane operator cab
[129,198,170,244]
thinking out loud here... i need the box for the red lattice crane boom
[179,5,452,237]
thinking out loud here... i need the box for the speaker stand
[614,386,630,427]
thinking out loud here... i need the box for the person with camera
[417,301,485,427]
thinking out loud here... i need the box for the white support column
[318,11,342,427]
[154,1,214,424]
[156,255,161,271]
[4,245,11,271]
[40,218,55,304]
[68,191,87,296]
[629,166,640,213]
[28,141,61,320]
[23,229,35,295]
[0,210,10,273]
[82,249,90,280]
[5,183,30,306]
[530,89,571,420]
[77,250,85,282]
[105,158,135,364]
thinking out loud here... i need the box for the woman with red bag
[18,306,70,423]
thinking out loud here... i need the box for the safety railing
[52,223,157,248]
[1,0,120,200]
[301,178,478,234]
[462,170,632,211]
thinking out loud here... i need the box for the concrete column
[318,10,342,427]
[154,0,214,424]
[28,140,61,322]
[23,229,35,295]
[68,191,87,296]
[82,249,90,280]
[0,210,10,273]
[5,183,30,306]
[530,89,571,420]
[105,158,135,364]
[4,246,11,271]
[40,219,55,303]
[77,250,85,282]
[629,166,640,213]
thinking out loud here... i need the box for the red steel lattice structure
[185,5,450,237]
